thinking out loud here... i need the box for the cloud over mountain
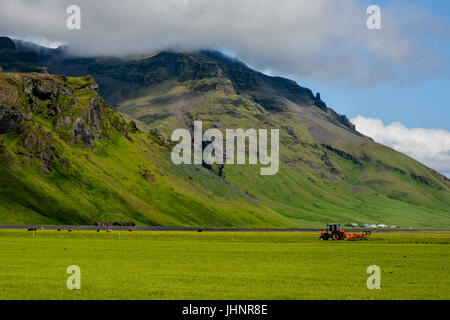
[1,0,449,87]
[352,116,450,177]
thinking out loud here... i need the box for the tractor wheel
[332,232,341,240]
[322,234,329,240]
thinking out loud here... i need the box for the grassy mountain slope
[40,50,450,228]
[1,37,449,228]
[124,83,450,228]
[0,72,293,227]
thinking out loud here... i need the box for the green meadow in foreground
[0,230,448,300]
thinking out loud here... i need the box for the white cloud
[0,0,448,87]
[352,116,450,177]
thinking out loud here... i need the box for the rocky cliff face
[0,73,128,172]
[0,37,363,137]
[18,126,57,173]
[71,96,104,145]
[23,76,74,100]
[0,105,26,134]
[0,72,291,227]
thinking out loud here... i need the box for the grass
[0,230,448,300]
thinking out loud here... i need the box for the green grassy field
[0,230,448,300]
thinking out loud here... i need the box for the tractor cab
[328,224,341,232]
[320,223,345,240]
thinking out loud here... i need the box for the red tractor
[320,223,345,240]
[319,223,372,241]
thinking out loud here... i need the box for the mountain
[0,37,47,73]
[0,72,292,227]
[0,37,449,228]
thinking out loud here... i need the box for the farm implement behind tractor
[320,224,371,241]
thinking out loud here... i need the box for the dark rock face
[336,114,356,130]
[23,77,73,101]
[314,92,327,110]
[19,126,57,172]
[312,92,356,131]
[0,105,26,134]
[0,37,15,50]
[55,115,72,129]
[0,73,133,174]
[71,96,103,145]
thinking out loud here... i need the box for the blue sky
[298,0,450,131]
[299,72,450,131]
